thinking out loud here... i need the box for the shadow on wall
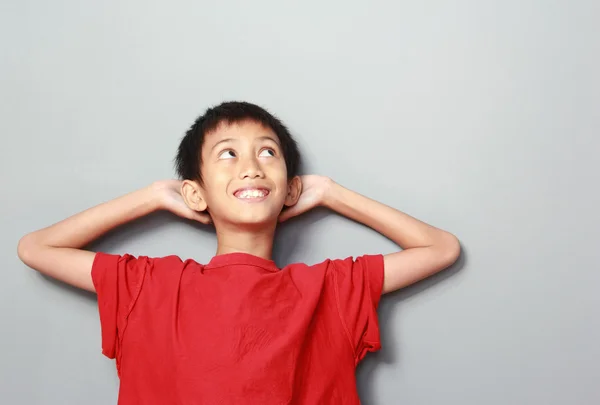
[356,245,468,404]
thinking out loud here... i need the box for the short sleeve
[91,252,150,361]
[331,254,385,364]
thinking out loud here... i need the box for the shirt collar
[205,252,280,272]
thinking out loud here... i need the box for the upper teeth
[238,189,266,198]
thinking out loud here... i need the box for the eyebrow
[210,136,280,152]
[210,138,235,152]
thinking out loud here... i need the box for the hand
[152,180,212,225]
[278,175,333,222]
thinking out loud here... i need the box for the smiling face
[185,120,301,228]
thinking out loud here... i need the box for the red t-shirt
[91,251,384,404]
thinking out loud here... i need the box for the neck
[214,221,276,260]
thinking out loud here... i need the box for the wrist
[321,178,342,209]
[146,181,169,211]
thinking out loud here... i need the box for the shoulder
[92,252,201,279]
[282,254,384,285]
[285,254,384,271]
[93,251,187,266]
[301,254,384,294]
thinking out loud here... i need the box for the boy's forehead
[205,120,278,145]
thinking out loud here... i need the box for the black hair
[175,101,301,183]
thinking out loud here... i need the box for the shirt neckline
[205,252,280,272]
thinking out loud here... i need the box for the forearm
[323,181,455,249]
[20,184,161,250]
[17,181,191,292]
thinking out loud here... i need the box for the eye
[218,150,236,159]
[259,148,276,157]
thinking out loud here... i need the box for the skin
[17,120,460,295]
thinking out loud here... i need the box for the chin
[217,208,276,227]
[215,201,284,228]
[236,214,278,227]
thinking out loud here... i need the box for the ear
[284,176,302,207]
[181,179,208,212]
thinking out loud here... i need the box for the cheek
[264,159,288,179]
[201,174,230,203]
[203,162,230,181]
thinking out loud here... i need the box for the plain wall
[1,0,599,404]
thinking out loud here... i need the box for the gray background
[1,0,599,404]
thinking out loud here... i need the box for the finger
[197,213,212,225]
[187,210,211,224]
[278,207,298,222]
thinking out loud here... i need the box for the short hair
[175,101,301,183]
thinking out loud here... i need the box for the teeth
[237,189,266,199]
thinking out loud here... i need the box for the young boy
[17,101,460,404]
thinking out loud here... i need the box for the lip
[233,187,271,202]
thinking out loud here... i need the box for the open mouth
[233,188,270,200]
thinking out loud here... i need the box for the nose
[239,156,265,180]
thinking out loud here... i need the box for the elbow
[439,232,461,267]
[17,234,37,268]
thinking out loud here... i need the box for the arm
[278,175,460,294]
[17,180,209,292]
[323,180,460,294]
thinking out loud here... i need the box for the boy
[18,101,460,404]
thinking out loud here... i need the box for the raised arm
[17,180,210,292]
[323,180,460,294]
[278,175,461,294]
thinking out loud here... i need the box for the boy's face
[187,120,300,227]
